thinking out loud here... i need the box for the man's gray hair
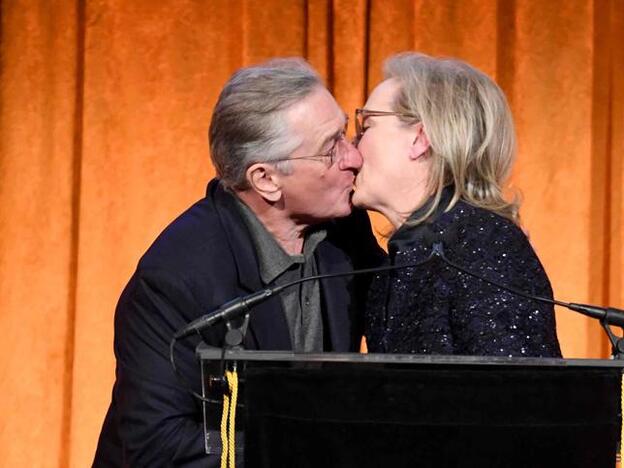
[209,58,323,190]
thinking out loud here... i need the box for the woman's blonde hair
[384,52,519,225]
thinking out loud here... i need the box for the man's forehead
[287,87,340,117]
[286,87,345,139]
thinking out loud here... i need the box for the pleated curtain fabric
[0,1,622,466]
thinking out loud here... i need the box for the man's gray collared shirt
[234,198,326,352]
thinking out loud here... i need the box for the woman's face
[352,79,430,224]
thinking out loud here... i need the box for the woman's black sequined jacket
[365,189,562,357]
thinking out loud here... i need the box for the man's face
[278,86,363,224]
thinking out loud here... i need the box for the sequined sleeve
[364,201,562,358]
[446,213,562,357]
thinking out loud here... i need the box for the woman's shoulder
[439,199,529,249]
[390,198,538,271]
[439,199,552,292]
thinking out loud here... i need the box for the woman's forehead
[365,78,401,109]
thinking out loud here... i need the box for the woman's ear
[245,163,282,203]
[409,123,430,160]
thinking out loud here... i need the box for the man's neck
[236,190,308,255]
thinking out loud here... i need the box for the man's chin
[330,196,354,219]
[335,203,353,218]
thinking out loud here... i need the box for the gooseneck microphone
[174,249,439,340]
[169,248,440,402]
[429,241,624,327]
[174,238,624,341]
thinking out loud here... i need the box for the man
[93,58,384,466]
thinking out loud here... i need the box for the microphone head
[422,224,458,252]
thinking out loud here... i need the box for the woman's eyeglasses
[354,108,418,145]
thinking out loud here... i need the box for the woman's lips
[353,174,362,189]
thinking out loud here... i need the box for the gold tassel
[220,370,239,468]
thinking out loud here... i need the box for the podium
[197,347,623,467]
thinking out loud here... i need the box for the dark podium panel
[197,349,623,468]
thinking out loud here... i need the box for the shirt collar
[233,196,326,284]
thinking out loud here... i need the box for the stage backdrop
[1,1,622,466]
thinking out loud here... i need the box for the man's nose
[338,140,363,171]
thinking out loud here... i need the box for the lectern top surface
[196,344,624,368]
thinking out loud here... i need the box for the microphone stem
[434,246,565,308]
[176,249,440,339]
[432,243,624,329]
[275,249,438,294]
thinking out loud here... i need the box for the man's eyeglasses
[270,120,349,167]
[354,108,418,145]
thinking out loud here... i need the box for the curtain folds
[0,1,621,466]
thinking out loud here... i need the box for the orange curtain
[1,1,622,466]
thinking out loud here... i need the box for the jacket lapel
[316,240,354,352]
[210,181,292,351]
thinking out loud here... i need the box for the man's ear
[409,123,430,160]
[245,163,283,202]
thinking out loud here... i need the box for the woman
[352,52,561,357]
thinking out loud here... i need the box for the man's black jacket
[93,179,384,467]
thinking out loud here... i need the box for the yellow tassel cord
[620,372,624,465]
[227,370,239,467]
[220,370,239,468]
[220,382,230,468]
